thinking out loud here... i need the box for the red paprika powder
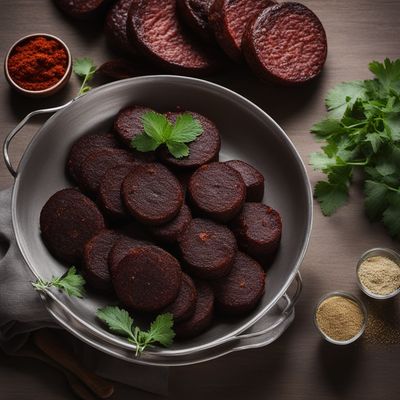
[7,36,68,91]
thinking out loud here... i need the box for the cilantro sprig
[310,58,400,238]
[131,111,203,158]
[73,57,97,96]
[97,306,175,356]
[32,267,86,298]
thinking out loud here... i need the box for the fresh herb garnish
[310,58,400,237]
[131,111,203,158]
[97,306,175,356]
[32,266,86,298]
[73,57,97,96]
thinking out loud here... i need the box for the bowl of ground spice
[357,248,400,299]
[314,292,367,345]
[4,33,71,97]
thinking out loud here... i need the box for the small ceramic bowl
[314,291,368,345]
[4,33,72,97]
[356,247,400,300]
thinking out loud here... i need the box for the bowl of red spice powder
[5,33,72,97]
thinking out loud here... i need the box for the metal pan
[3,76,312,366]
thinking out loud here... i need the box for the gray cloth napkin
[0,187,169,395]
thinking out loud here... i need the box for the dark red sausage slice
[114,105,153,146]
[177,0,213,40]
[40,188,105,264]
[98,163,138,219]
[158,111,221,171]
[112,245,182,312]
[242,3,328,85]
[213,252,265,315]
[147,204,192,244]
[175,280,214,339]
[127,0,220,75]
[230,202,282,262]
[78,148,137,194]
[66,132,121,182]
[188,162,246,223]
[209,0,276,62]
[163,273,197,322]
[54,0,111,18]
[83,230,120,292]
[108,235,148,276]
[105,0,137,55]
[122,163,184,226]
[178,218,237,279]
[225,160,265,202]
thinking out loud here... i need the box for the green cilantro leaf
[364,180,388,221]
[32,267,86,298]
[97,306,175,356]
[73,57,97,96]
[97,306,134,338]
[311,118,345,138]
[369,58,400,93]
[131,111,203,159]
[325,81,367,119]
[168,113,203,143]
[166,142,190,158]
[314,181,349,216]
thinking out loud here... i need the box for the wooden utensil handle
[33,329,114,399]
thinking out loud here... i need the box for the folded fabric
[0,187,168,395]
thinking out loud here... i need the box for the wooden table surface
[1,0,400,398]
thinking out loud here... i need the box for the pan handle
[230,272,302,352]
[3,100,74,177]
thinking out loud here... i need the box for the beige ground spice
[358,256,400,295]
[316,296,364,341]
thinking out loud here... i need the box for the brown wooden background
[1,0,400,398]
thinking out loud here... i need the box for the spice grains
[358,255,400,296]
[316,295,364,341]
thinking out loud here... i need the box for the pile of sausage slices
[55,0,328,85]
[40,106,282,339]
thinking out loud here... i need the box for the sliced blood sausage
[83,230,120,292]
[114,105,153,146]
[178,218,237,279]
[66,132,121,182]
[188,162,246,223]
[175,280,214,339]
[127,0,220,75]
[213,251,265,315]
[112,245,182,312]
[98,163,138,220]
[242,3,328,85]
[40,188,105,264]
[231,202,282,261]
[105,0,137,55]
[176,0,213,40]
[54,0,111,19]
[209,0,276,62]
[108,235,148,276]
[147,204,192,244]
[225,160,264,202]
[163,273,197,322]
[122,163,184,226]
[78,148,137,194]
[158,111,221,171]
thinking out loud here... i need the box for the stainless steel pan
[3,76,312,366]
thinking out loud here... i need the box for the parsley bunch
[311,59,400,238]
[32,267,86,298]
[97,306,175,356]
[132,111,203,158]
